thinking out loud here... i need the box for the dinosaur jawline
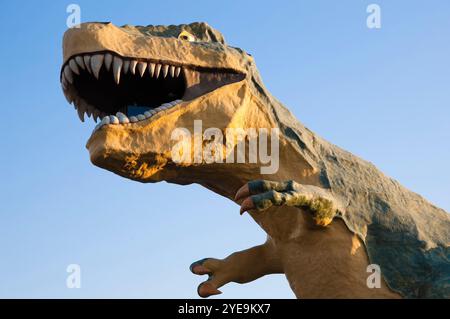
[60,52,246,125]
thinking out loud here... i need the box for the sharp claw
[235,184,250,202]
[198,281,222,298]
[240,197,255,215]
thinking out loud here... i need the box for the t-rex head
[60,22,317,194]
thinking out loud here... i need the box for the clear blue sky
[0,1,449,298]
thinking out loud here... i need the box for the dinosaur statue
[60,22,450,299]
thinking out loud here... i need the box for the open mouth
[60,51,245,132]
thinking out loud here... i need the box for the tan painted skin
[197,214,400,298]
[61,22,448,298]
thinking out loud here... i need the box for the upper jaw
[62,22,246,75]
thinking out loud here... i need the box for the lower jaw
[91,98,184,134]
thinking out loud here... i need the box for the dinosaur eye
[178,31,196,42]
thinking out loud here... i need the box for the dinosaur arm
[190,239,283,297]
[235,180,343,227]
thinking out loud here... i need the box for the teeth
[104,53,113,71]
[75,56,85,70]
[154,64,162,78]
[109,115,119,124]
[148,63,155,77]
[83,55,92,73]
[61,75,68,90]
[116,112,129,124]
[137,62,147,77]
[69,59,80,75]
[90,54,104,79]
[75,101,86,122]
[93,110,100,122]
[113,56,123,84]
[63,89,73,103]
[101,116,110,125]
[144,111,152,118]
[77,108,85,122]
[123,60,130,74]
[87,103,97,118]
[62,53,187,127]
[85,105,92,117]
[162,64,169,78]
[63,66,74,84]
[130,60,138,74]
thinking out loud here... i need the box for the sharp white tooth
[154,64,162,78]
[137,62,147,77]
[87,104,97,118]
[93,110,100,122]
[148,63,155,77]
[137,114,146,121]
[85,105,92,117]
[150,109,157,115]
[64,66,74,84]
[162,64,169,78]
[104,53,113,71]
[63,90,73,103]
[154,107,163,113]
[129,116,138,123]
[69,59,80,75]
[161,103,172,109]
[116,112,129,124]
[75,56,85,70]
[175,99,183,104]
[144,111,152,118]
[101,116,110,125]
[130,60,138,74]
[61,76,67,90]
[113,56,123,84]
[83,55,92,73]
[175,66,181,77]
[77,107,85,122]
[109,115,119,124]
[169,100,179,106]
[123,60,130,74]
[169,65,175,77]
[90,54,104,79]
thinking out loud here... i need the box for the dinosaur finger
[197,281,222,298]
[235,180,282,202]
[248,180,278,195]
[191,264,211,275]
[189,258,213,275]
[234,184,250,202]
[240,197,256,214]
